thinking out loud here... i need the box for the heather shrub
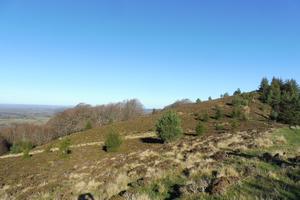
[195,122,206,136]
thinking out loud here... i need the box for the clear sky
[0,0,299,108]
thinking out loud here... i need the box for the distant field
[0,104,68,129]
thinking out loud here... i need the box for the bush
[85,121,92,130]
[230,120,240,132]
[231,106,243,119]
[59,138,71,156]
[232,96,249,107]
[215,124,225,131]
[195,122,206,136]
[10,141,33,154]
[234,88,242,96]
[104,130,123,152]
[156,111,183,143]
[214,106,223,120]
[202,112,210,122]
[196,98,202,104]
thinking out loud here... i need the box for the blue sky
[0,0,299,108]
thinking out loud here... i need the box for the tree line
[259,77,300,125]
[0,99,144,154]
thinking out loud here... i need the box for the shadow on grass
[243,176,300,200]
[228,150,297,167]
[140,137,163,144]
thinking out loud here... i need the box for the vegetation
[10,141,33,154]
[22,148,30,159]
[156,111,183,143]
[232,95,249,107]
[215,123,225,131]
[259,77,300,125]
[104,129,123,152]
[85,121,92,130]
[234,88,242,95]
[59,138,71,156]
[195,121,206,136]
[214,106,223,120]
[201,111,210,122]
[0,99,144,153]
[230,119,240,131]
[221,92,230,98]
[196,98,202,103]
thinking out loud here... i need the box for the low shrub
[230,120,240,132]
[85,121,92,130]
[156,111,183,143]
[215,124,225,131]
[195,122,206,136]
[59,138,71,156]
[104,130,123,152]
[214,106,223,120]
[10,141,33,154]
[201,112,210,122]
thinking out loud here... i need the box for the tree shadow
[140,137,163,144]
[166,184,181,200]
[228,150,297,167]
[78,193,94,200]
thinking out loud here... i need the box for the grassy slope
[128,128,300,200]
[1,95,298,200]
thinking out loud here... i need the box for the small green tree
[202,111,210,122]
[208,96,212,101]
[259,77,270,102]
[10,141,33,154]
[85,121,92,130]
[156,111,183,143]
[196,98,202,104]
[233,88,242,96]
[195,122,206,136]
[104,130,123,152]
[59,138,71,156]
[214,106,223,120]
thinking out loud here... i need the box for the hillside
[0,94,299,200]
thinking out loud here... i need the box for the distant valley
[0,104,68,129]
